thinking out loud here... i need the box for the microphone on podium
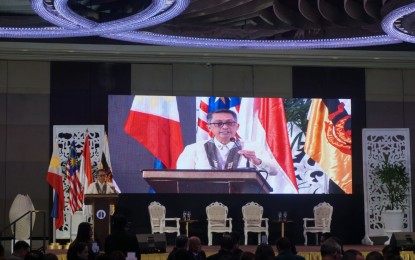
[230,137,250,168]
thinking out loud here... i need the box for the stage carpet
[52,244,415,260]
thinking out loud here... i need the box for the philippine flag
[46,142,65,229]
[124,96,184,169]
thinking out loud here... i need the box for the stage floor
[52,244,415,260]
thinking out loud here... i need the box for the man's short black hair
[207,109,237,123]
[220,234,234,251]
[175,235,188,249]
[14,241,30,251]
[276,237,292,251]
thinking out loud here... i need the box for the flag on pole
[101,133,121,193]
[79,133,93,198]
[124,96,184,169]
[238,97,298,193]
[196,97,241,141]
[304,99,352,194]
[66,140,83,214]
[46,141,65,229]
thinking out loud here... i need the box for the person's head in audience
[172,248,192,260]
[382,245,401,260]
[188,236,203,254]
[24,250,44,260]
[320,238,342,260]
[13,241,31,259]
[110,251,125,260]
[220,234,234,252]
[320,233,333,244]
[95,253,115,260]
[75,222,92,242]
[0,243,5,259]
[275,237,292,254]
[43,253,58,260]
[112,214,128,232]
[174,235,189,250]
[365,251,383,260]
[254,244,275,260]
[240,251,255,260]
[230,231,241,249]
[67,241,89,260]
[341,249,363,260]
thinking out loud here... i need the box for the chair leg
[303,231,307,246]
[208,232,212,246]
[245,231,248,246]
[315,233,319,245]
[257,233,261,245]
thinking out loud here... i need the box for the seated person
[9,241,30,260]
[188,236,206,260]
[275,237,305,260]
[167,235,189,260]
[105,215,140,260]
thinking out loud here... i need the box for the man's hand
[238,150,262,165]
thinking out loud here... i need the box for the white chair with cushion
[303,202,333,245]
[242,201,269,245]
[148,201,180,236]
[206,201,232,246]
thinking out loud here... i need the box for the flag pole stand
[48,219,62,250]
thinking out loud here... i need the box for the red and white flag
[124,96,184,169]
[238,98,298,193]
[79,134,93,197]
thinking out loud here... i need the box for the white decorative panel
[362,128,412,243]
[52,125,105,239]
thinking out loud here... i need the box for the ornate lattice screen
[53,125,105,239]
[362,128,412,245]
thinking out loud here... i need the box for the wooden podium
[84,194,118,249]
[142,169,272,193]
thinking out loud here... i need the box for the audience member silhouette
[110,251,125,260]
[9,241,30,260]
[341,249,363,260]
[67,241,89,260]
[73,222,95,260]
[320,233,333,244]
[206,234,234,260]
[365,251,383,260]
[104,214,141,260]
[188,236,206,260]
[320,238,342,260]
[42,253,58,260]
[275,237,305,260]
[382,245,401,260]
[0,244,5,260]
[24,250,43,260]
[254,244,275,260]
[240,252,255,260]
[167,235,189,260]
[230,232,243,260]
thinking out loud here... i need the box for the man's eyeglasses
[208,121,237,128]
[97,174,106,177]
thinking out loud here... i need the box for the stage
[52,244,415,260]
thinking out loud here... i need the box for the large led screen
[109,96,352,194]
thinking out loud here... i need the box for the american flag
[66,140,83,214]
[196,97,241,141]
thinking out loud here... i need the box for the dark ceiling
[1,0,415,49]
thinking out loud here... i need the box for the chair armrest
[164,218,180,221]
[303,218,314,227]
[262,218,269,228]
[227,218,232,230]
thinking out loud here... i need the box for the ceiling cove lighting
[1,0,414,49]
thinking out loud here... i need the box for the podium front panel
[142,169,272,194]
